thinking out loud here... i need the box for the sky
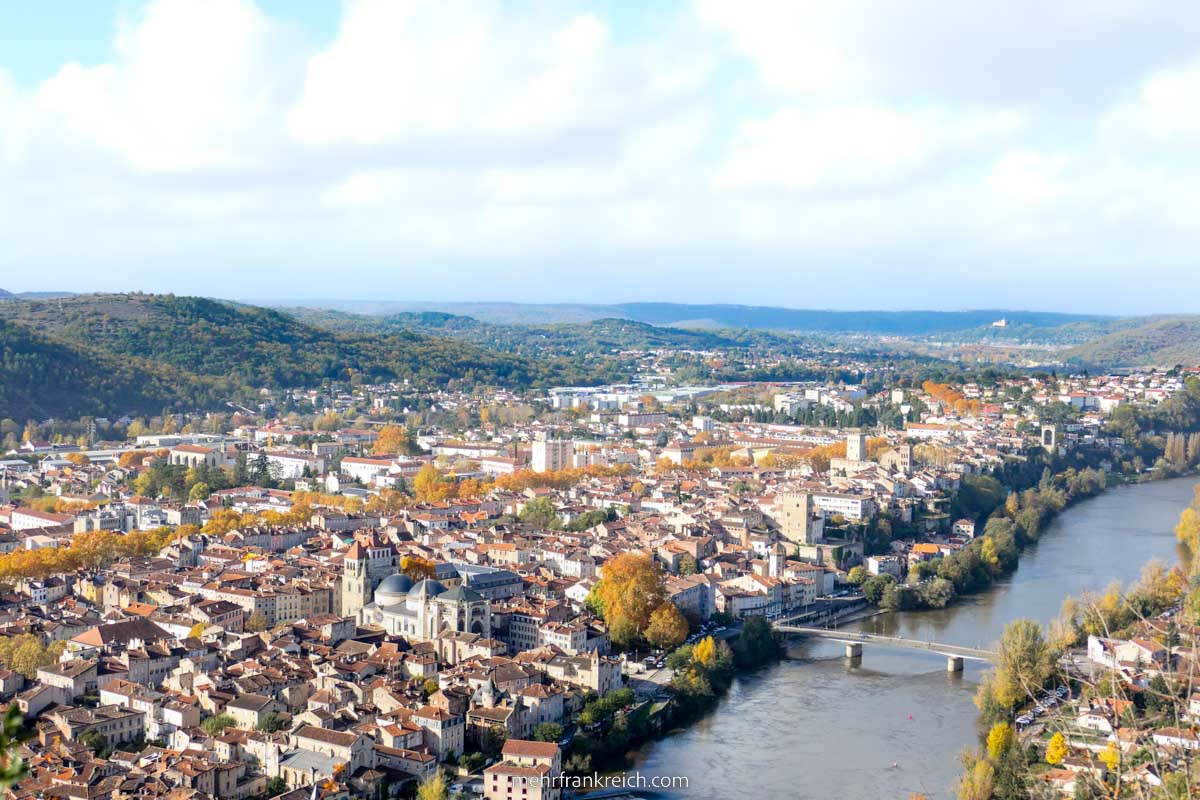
[1,0,1199,313]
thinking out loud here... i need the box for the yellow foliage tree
[692,635,717,667]
[592,553,666,646]
[644,602,689,649]
[1098,742,1119,772]
[985,722,1014,761]
[400,555,437,581]
[1045,732,1067,765]
[373,425,411,455]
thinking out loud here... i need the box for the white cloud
[31,0,302,173]
[716,104,1024,192]
[0,0,1198,311]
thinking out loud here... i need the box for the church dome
[374,573,415,604]
[409,578,447,599]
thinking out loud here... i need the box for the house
[484,740,562,800]
[226,693,281,730]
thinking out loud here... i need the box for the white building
[532,434,573,473]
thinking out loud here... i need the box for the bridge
[773,624,998,672]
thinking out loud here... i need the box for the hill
[1064,316,1200,367]
[285,308,790,354]
[0,294,570,421]
[277,299,1111,336]
[0,317,191,422]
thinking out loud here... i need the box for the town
[0,365,1198,800]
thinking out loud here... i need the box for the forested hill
[0,294,583,422]
[285,308,785,353]
[1064,316,1200,368]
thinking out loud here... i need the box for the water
[625,476,1198,800]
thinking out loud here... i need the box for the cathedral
[341,532,398,618]
[342,531,492,642]
[358,574,492,641]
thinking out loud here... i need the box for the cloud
[0,0,1198,312]
[716,104,1024,192]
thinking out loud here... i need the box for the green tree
[246,611,267,632]
[256,712,285,733]
[201,714,236,735]
[0,705,34,791]
[78,730,107,755]
[533,723,564,743]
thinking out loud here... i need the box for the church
[340,531,399,618]
[357,573,492,641]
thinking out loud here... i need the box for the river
[625,476,1198,800]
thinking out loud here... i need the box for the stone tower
[846,429,867,462]
[342,541,370,619]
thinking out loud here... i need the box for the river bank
[617,475,1200,800]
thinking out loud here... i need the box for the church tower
[342,541,370,619]
[768,541,787,578]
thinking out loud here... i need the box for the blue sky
[1,0,1199,313]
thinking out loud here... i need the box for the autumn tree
[373,425,412,455]
[416,769,449,800]
[400,555,437,581]
[985,722,1014,761]
[1044,732,1067,765]
[246,612,267,633]
[644,602,689,649]
[589,553,667,648]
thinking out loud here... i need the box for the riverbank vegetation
[853,464,1109,614]
[956,482,1200,799]
[564,616,782,774]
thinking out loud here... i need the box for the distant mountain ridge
[275,299,1113,335]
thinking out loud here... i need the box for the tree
[1045,732,1067,765]
[846,566,868,585]
[1097,741,1119,772]
[590,553,666,646]
[0,705,33,791]
[201,714,236,735]
[373,424,411,455]
[533,723,564,743]
[735,615,780,667]
[400,555,437,581]
[985,722,1014,761]
[692,635,717,667]
[256,712,285,733]
[264,777,287,797]
[188,481,211,501]
[78,730,107,755]
[246,612,267,633]
[917,577,956,609]
[678,554,698,575]
[188,623,207,639]
[956,756,995,800]
[644,602,689,649]
[519,497,559,528]
[862,573,896,605]
[416,770,449,800]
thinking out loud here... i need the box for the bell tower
[342,541,370,618]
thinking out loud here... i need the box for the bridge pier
[845,642,863,659]
[946,656,964,673]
